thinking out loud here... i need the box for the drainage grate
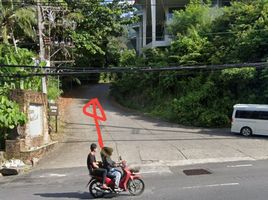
[183,169,212,176]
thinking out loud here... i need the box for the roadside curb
[129,157,268,174]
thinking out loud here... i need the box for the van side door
[234,110,257,134]
[257,111,268,135]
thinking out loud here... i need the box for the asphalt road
[1,159,268,200]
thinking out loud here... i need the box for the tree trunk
[10,28,18,53]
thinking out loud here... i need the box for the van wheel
[240,127,252,137]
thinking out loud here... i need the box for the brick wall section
[20,142,57,161]
[5,140,21,159]
[9,90,50,150]
[4,90,55,161]
[5,140,57,161]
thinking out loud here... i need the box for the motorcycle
[88,159,145,198]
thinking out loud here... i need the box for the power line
[0,0,233,7]
[1,61,267,70]
[1,62,267,78]
[0,64,103,70]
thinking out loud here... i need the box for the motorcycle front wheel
[89,179,105,198]
[127,178,145,196]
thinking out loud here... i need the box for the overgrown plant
[0,94,27,149]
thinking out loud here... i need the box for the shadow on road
[35,192,130,199]
[34,192,91,199]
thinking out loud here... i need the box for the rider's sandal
[114,187,123,192]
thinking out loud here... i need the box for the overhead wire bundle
[1,62,268,78]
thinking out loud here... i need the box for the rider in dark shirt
[87,143,108,189]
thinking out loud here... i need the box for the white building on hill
[131,0,231,54]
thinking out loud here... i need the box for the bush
[0,95,27,149]
[119,49,137,67]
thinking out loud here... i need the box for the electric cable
[1,62,268,78]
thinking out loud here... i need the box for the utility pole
[37,2,47,94]
[37,2,75,95]
[39,3,75,69]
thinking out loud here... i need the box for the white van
[231,104,268,136]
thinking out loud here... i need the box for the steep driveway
[37,84,268,170]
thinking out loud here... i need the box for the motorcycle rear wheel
[127,178,145,196]
[89,179,105,198]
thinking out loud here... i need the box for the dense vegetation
[0,0,133,148]
[111,0,268,127]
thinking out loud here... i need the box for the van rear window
[235,110,268,120]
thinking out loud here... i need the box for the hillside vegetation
[111,0,268,127]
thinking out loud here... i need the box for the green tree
[209,0,268,64]
[0,44,41,90]
[0,0,37,51]
[168,0,214,36]
[67,0,135,68]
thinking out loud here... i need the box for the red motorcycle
[88,160,145,198]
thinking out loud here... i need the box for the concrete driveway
[37,84,268,171]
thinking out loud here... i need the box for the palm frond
[14,6,37,39]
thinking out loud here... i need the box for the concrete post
[136,29,140,54]
[37,4,47,94]
[142,7,147,47]
[164,6,169,41]
[151,0,156,46]
[138,24,143,54]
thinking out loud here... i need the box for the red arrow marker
[83,98,107,148]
